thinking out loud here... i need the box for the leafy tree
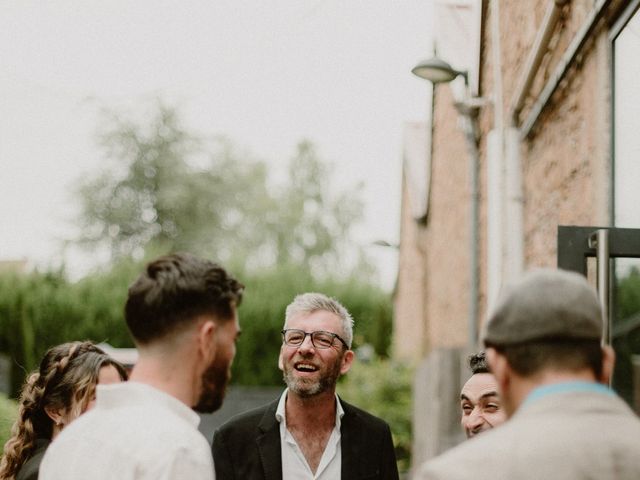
[75,103,366,276]
[265,140,364,274]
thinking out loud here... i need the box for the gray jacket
[418,388,640,480]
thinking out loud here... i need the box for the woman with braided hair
[0,341,127,480]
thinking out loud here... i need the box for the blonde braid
[0,373,43,480]
[0,341,93,480]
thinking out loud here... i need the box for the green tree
[75,103,366,276]
[266,140,364,274]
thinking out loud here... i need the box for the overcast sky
[0,0,433,289]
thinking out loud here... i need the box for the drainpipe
[487,0,505,311]
[454,83,483,348]
[454,101,481,349]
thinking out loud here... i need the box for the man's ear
[278,346,285,372]
[339,349,355,375]
[486,347,509,392]
[600,345,615,385]
[197,319,218,360]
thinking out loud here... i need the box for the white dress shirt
[40,381,215,480]
[276,389,344,480]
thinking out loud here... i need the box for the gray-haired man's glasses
[281,329,349,350]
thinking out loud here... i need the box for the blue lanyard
[522,381,614,408]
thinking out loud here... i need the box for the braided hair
[0,341,127,480]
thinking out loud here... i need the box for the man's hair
[125,253,244,344]
[284,292,354,348]
[489,339,603,379]
[468,351,490,374]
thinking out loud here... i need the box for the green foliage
[617,266,640,320]
[613,265,640,404]
[0,259,393,396]
[337,359,413,474]
[0,262,139,396]
[75,103,366,277]
[0,394,17,454]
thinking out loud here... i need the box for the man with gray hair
[212,292,398,479]
[418,268,640,479]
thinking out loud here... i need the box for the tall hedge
[0,260,392,396]
[0,394,17,455]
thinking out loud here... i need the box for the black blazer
[212,396,399,480]
[16,438,50,480]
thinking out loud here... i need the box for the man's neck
[509,369,600,416]
[129,353,197,408]
[285,389,337,431]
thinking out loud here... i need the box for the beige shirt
[276,389,344,480]
[40,381,214,480]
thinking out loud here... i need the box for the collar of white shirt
[275,388,345,479]
[96,381,201,428]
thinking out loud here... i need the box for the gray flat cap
[483,268,603,346]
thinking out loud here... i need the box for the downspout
[463,111,480,349]
[487,0,507,312]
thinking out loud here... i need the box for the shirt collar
[275,388,345,429]
[522,380,614,409]
[96,381,201,428]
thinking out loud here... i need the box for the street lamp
[411,55,469,85]
[412,53,481,349]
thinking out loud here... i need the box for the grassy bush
[0,394,17,455]
[0,259,393,395]
[337,358,413,474]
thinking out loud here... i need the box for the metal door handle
[588,229,610,345]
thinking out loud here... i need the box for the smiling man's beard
[283,355,343,398]
[193,355,230,413]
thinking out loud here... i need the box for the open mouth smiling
[294,362,319,372]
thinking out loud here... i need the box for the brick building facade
[397,0,640,472]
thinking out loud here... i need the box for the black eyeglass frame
[281,329,349,350]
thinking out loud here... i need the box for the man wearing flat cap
[417,268,640,480]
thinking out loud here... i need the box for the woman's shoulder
[15,439,50,480]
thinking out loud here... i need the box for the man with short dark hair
[212,292,399,480]
[418,268,640,479]
[459,352,506,438]
[41,253,244,480]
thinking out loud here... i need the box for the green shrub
[0,394,17,455]
[337,358,413,474]
[0,259,393,395]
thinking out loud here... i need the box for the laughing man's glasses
[281,329,349,350]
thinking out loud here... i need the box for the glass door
[557,227,640,411]
[610,0,640,411]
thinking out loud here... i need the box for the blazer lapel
[256,400,283,480]
[340,401,366,479]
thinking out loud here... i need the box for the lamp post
[412,54,481,349]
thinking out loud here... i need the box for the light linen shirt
[40,381,215,480]
[276,389,344,480]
